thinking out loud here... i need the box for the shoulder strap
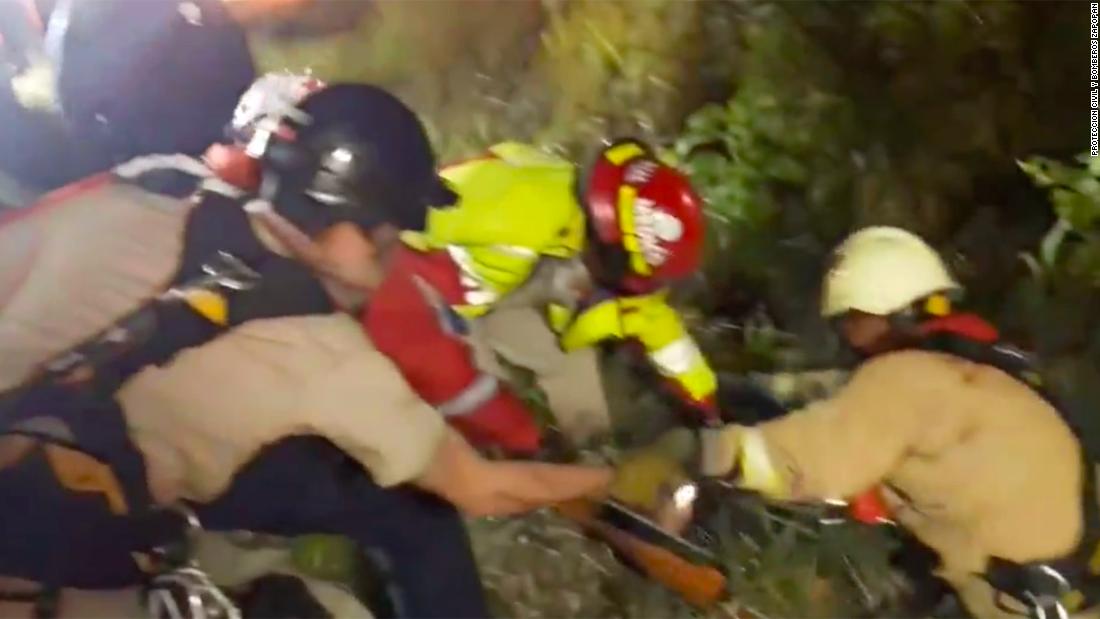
[114,155,245,200]
[923,333,1051,399]
[917,314,1065,425]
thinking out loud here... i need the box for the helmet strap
[578,137,659,291]
[582,235,632,293]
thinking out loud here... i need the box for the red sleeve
[363,248,541,454]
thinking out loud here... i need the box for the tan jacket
[752,350,1083,584]
[118,313,445,504]
[0,179,192,390]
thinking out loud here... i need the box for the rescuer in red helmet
[357,138,717,456]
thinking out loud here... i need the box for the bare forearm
[476,460,612,516]
[416,430,612,517]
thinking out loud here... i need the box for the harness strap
[0,246,262,593]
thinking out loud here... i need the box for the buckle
[199,252,261,292]
[1025,593,1069,619]
[1024,565,1072,619]
[145,568,240,619]
[145,504,203,572]
[143,506,242,619]
[164,252,260,302]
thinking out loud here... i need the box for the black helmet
[252,83,455,233]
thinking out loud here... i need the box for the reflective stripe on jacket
[549,291,717,412]
[363,246,542,454]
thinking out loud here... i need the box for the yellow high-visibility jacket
[401,142,717,412]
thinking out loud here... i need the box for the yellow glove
[610,428,697,513]
[699,425,790,500]
[698,426,741,478]
[753,369,849,405]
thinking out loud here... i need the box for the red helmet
[584,139,705,293]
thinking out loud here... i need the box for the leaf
[1075,176,1100,205]
[1041,219,1072,269]
[684,104,729,139]
[1063,233,1100,285]
[1053,187,1100,230]
[1018,252,1044,281]
[1017,157,1056,187]
[768,155,809,185]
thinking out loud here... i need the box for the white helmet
[821,226,960,318]
[230,71,325,141]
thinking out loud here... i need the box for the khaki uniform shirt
[755,350,1083,587]
[118,314,445,503]
[0,179,192,390]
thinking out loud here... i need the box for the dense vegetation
[253,1,1093,615]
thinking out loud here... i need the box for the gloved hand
[698,425,742,478]
[612,424,791,512]
[699,424,790,500]
[750,369,849,406]
[610,428,698,513]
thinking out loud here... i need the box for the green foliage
[1013,153,1100,451]
[250,0,740,162]
[699,498,903,618]
[249,0,548,161]
[675,13,856,239]
[675,0,1085,366]
[999,152,1100,354]
[527,0,709,155]
[1018,154,1100,284]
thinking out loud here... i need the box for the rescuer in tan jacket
[613,226,1091,618]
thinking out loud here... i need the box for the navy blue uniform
[198,437,489,619]
[52,0,254,163]
[0,0,255,193]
